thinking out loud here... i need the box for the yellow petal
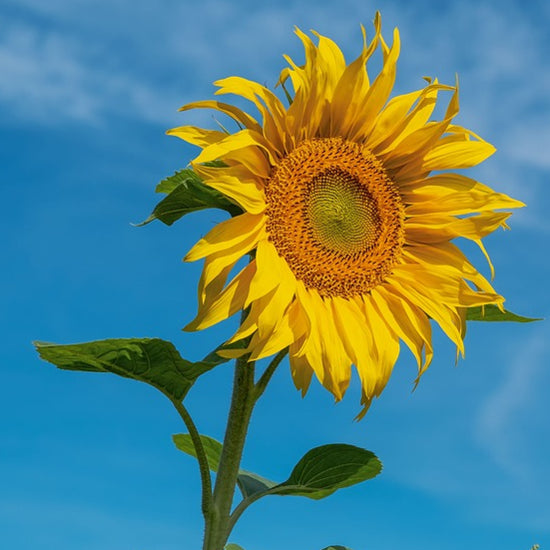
[348,26,400,141]
[371,81,455,154]
[402,242,497,294]
[178,100,261,132]
[329,25,375,136]
[196,227,263,308]
[420,136,496,172]
[197,255,237,311]
[405,211,512,243]
[215,76,287,155]
[312,30,347,86]
[293,284,330,389]
[381,82,458,166]
[370,286,433,377]
[247,310,295,361]
[185,213,265,262]
[310,293,351,400]
[166,125,227,147]
[366,88,424,149]
[185,261,256,331]
[255,248,297,337]
[404,174,525,215]
[289,349,314,396]
[193,129,275,174]
[395,263,503,308]
[194,164,266,215]
[244,239,288,307]
[386,268,465,354]
[360,293,401,396]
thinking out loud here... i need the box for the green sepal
[172,434,276,498]
[274,443,382,500]
[466,304,541,323]
[137,168,242,226]
[34,338,234,402]
[225,544,245,550]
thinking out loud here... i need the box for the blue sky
[1,0,549,549]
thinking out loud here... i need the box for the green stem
[202,353,256,550]
[171,399,213,518]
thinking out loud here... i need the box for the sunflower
[168,13,523,416]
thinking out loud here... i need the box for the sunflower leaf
[173,433,223,470]
[155,168,198,194]
[237,470,278,498]
[466,304,542,323]
[272,443,382,500]
[172,433,277,498]
[137,169,242,226]
[34,338,231,401]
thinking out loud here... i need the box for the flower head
[169,14,523,417]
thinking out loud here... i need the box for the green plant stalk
[171,398,213,517]
[201,346,289,550]
[202,353,257,550]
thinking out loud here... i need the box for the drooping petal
[197,234,259,309]
[386,268,466,354]
[185,261,257,331]
[245,238,293,307]
[289,348,315,396]
[370,286,433,377]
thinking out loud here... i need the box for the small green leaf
[173,433,223,471]
[34,338,230,401]
[225,544,245,550]
[237,470,277,499]
[467,304,541,323]
[275,443,382,499]
[138,169,242,226]
[172,433,276,498]
[155,168,196,194]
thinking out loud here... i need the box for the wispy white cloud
[0,17,100,123]
[0,12,186,126]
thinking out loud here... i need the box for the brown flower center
[265,137,404,298]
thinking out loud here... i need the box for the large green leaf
[138,169,241,226]
[34,338,232,401]
[172,433,276,498]
[467,304,541,323]
[274,443,382,500]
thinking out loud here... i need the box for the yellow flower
[168,14,523,417]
